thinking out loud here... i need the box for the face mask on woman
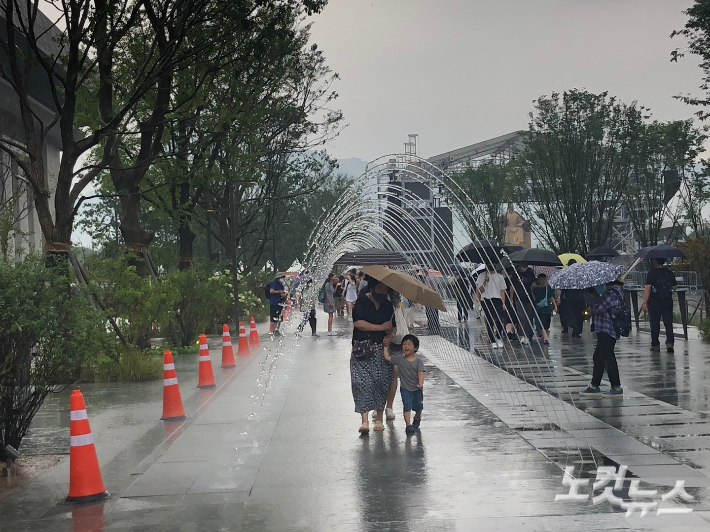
[372,292,388,302]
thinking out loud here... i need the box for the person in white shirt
[344,271,359,319]
[475,263,508,349]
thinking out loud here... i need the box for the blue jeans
[400,388,423,413]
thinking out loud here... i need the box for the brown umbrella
[360,265,447,312]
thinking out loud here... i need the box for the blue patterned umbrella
[548,261,623,289]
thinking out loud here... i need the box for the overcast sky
[308,0,703,162]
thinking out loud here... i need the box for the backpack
[652,270,673,301]
[317,285,326,304]
[264,283,272,300]
[613,291,632,338]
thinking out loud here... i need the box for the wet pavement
[3,311,710,530]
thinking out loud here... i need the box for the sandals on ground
[359,423,369,433]
[373,421,384,431]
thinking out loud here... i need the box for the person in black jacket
[455,272,474,322]
[641,258,677,353]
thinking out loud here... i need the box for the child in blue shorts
[384,334,425,435]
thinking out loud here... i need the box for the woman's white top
[344,280,358,302]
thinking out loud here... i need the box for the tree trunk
[177,181,196,270]
[178,225,196,271]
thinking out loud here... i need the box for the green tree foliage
[0,257,115,460]
[452,161,522,242]
[516,90,644,255]
[679,236,710,333]
[672,1,710,119]
[623,120,707,247]
[271,173,354,270]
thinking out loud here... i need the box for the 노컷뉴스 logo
[554,465,694,517]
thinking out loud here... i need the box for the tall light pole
[272,219,289,273]
[228,180,255,329]
[229,181,239,328]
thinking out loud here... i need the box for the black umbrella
[456,239,504,263]
[635,244,686,260]
[445,263,466,274]
[334,248,411,266]
[503,245,525,254]
[587,246,619,259]
[508,248,563,266]
[496,256,514,271]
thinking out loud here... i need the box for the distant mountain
[335,157,368,178]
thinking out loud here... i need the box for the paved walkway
[2,311,710,530]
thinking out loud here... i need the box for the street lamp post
[272,219,289,273]
[229,181,239,328]
[227,179,255,329]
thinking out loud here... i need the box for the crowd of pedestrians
[276,252,679,433]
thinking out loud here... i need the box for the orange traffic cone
[197,334,216,388]
[237,321,251,355]
[66,390,109,503]
[249,317,260,347]
[161,350,186,420]
[221,324,236,368]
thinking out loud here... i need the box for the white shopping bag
[393,306,410,343]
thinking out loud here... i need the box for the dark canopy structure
[334,248,411,267]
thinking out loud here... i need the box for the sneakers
[666,343,675,353]
[412,418,420,429]
[602,387,624,397]
[520,337,530,346]
[543,339,550,346]
[580,385,601,397]
[327,331,337,336]
[496,339,504,349]
[273,329,282,337]
[650,345,660,352]
[405,425,416,435]
[491,342,498,349]
[385,408,395,420]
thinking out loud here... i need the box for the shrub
[0,256,116,460]
[163,267,231,346]
[81,348,162,382]
[699,319,710,341]
[83,255,178,350]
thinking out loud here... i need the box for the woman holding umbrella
[351,278,396,433]
[550,261,626,397]
[580,277,626,397]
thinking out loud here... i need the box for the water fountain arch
[297,154,600,470]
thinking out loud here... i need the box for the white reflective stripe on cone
[199,355,210,361]
[222,342,232,347]
[164,377,178,386]
[223,332,229,337]
[70,433,94,447]
[240,333,247,337]
[199,344,208,350]
[70,409,88,421]
[163,363,175,370]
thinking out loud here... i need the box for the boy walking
[384,334,425,435]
